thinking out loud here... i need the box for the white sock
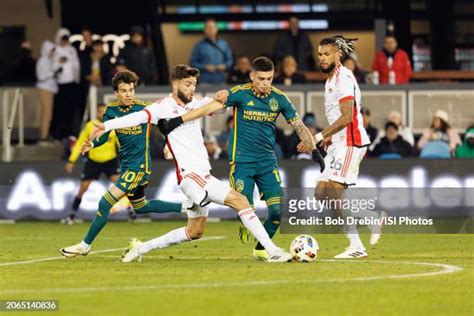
[138,227,191,254]
[80,240,90,248]
[238,208,278,255]
[343,223,364,250]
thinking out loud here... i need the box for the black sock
[72,197,82,210]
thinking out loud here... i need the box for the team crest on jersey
[269,98,279,111]
[235,179,244,193]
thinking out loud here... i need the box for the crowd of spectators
[3,19,472,160]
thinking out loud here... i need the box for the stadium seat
[379,153,402,159]
[420,141,451,159]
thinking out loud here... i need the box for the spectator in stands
[227,56,251,84]
[361,107,378,144]
[274,55,307,85]
[36,40,58,145]
[78,27,95,126]
[371,110,414,151]
[77,27,94,57]
[343,54,367,83]
[370,122,415,158]
[111,58,128,77]
[204,135,224,160]
[84,40,113,87]
[190,19,233,84]
[455,126,474,158]
[118,26,157,85]
[286,113,321,159]
[10,40,36,84]
[372,35,411,84]
[50,28,81,141]
[418,110,461,154]
[387,111,414,146]
[217,115,233,157]
[273,16,315,71]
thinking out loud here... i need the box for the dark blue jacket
[190,38,233,84]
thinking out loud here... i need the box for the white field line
[0,236,225,267]
[0,258,463,295]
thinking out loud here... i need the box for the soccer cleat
[239,223,251,244]
[128,209,137,223]
[121,238,143,263]
[60,215,76,225]
[369,211,388,245]
[267,248,293,263]
[60,242,90,257]
[334,247,367,259]
[252,248,269,261]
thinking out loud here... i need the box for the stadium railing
[1,83,473,161]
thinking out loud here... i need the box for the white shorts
[179,171,231,218]
[319,145,367,186]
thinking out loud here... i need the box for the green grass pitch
[0,221,472,315]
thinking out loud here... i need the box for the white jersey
[324,65,370,147]
[103,95,213,182]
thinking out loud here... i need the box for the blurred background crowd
[0,0,473,162]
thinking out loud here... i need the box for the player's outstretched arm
[182,101,225,122]
[103,111,149,133]
[158,96,227,136]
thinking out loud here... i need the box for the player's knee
[187,227,204,240]
[226,190,250,210]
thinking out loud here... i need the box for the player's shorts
[229,160,282,205]
[115,169,150,194]
[179,171,231,218]
[81,158,120,181]
[319,145,367,186]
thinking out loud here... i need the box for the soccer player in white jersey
[298,36,385,258]
[91,64,293,263]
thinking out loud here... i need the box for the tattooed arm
[290,117,316,151]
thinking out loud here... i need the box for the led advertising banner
[0,160,473,223]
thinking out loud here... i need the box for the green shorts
[115,169,150,194]
[229,160,283,206]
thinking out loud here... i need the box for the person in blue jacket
[190,19,233,84]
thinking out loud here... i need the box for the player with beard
[298,36,385,258]
[90,64,294,263]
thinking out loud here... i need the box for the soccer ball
[290,235,319,262]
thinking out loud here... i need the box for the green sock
[255,196,282,250]
[83,191,117,245]
[132,198,182,214]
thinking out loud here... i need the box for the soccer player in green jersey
[60,70,185,257]
[158,57,324,260]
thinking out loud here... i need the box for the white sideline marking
[0,258,463,295]
[0,236,225,267]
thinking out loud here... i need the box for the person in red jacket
[372,35,412,84]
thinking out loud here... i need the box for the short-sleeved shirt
[324,65,370,147]
[103,99,153,173]
[225,83,298,163]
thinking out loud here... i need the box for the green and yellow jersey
[225,83,298,163]
[93,99,152,173]
[68,119,118,164]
